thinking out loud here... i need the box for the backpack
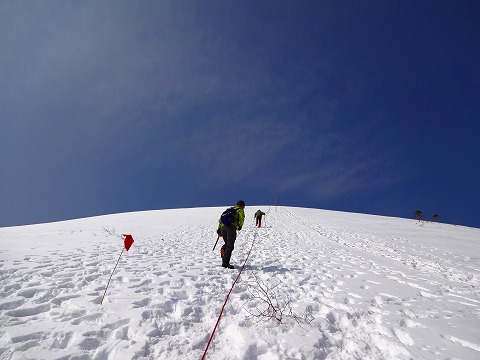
[220,207,237,225]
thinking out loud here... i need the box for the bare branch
[103,226,123,239]
[243,271,315,326]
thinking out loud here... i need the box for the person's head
[236,200,246,209]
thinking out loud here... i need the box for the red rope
[201,232,257,360]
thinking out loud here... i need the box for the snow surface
[1,206,479,360]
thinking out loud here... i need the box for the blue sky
[1,1,479,228]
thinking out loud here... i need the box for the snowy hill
[1,206,479,360]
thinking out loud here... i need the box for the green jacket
[218,205,245,230]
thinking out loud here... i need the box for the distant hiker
[254,209,266,228]
[217,200,246,269]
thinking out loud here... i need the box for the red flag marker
[101,234,135,305]
[123,234,134,251]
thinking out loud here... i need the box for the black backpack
[220,207,237,225]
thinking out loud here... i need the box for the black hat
[236,200,246,207]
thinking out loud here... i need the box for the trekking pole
[212,234,220,251]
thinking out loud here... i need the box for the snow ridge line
[201,230,259,359]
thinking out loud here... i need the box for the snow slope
[1,206,479,360]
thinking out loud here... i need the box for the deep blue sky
[1,1,479,228]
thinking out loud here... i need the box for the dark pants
[256,216,262,227]
[221,225,236,265]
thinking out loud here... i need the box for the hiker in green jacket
[216,200,246,269]
[254,209,266,227]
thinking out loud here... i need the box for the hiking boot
[222,263,234,269]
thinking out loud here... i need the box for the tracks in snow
[1,207,479,359]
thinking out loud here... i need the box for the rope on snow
[201,230,258,359]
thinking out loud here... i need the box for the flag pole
[101,247,125,305]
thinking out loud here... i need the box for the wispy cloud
[1,1,416,225]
